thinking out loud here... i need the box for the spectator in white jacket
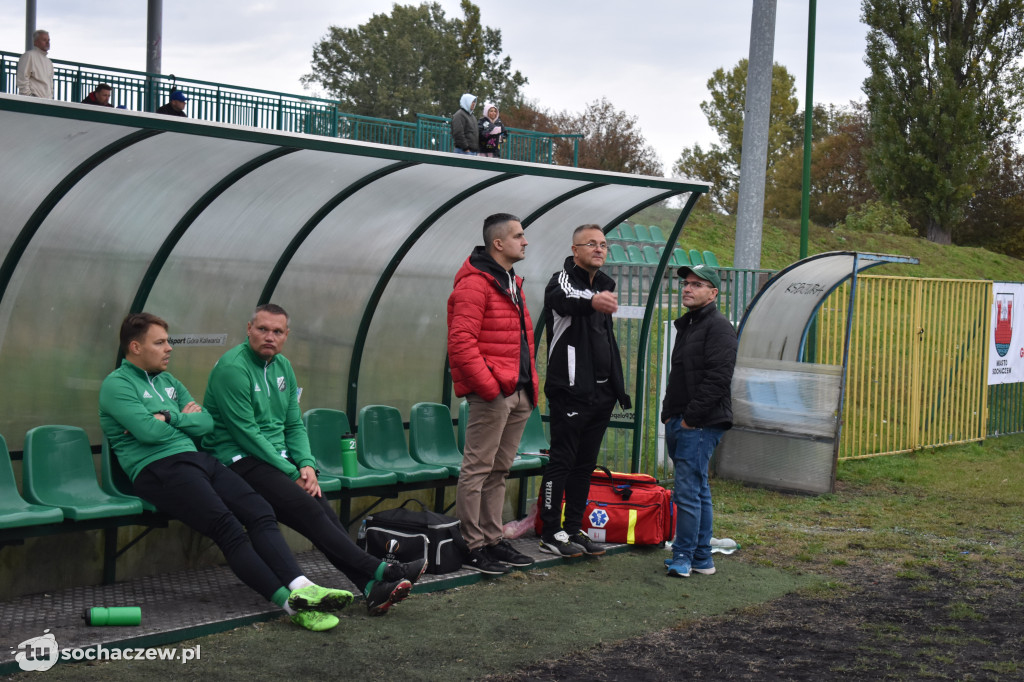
[17,30,53,99]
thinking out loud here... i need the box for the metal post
[800,0,817,260]
[146,0,162,74]
[801,0,818,360]
[25,0,36,52]
[733,0,778,270]
[146,0,162,112]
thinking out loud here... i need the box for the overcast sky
[1,1,869,174]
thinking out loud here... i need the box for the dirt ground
[486,562,1024,681]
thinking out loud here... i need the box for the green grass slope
[633,206,1024,281]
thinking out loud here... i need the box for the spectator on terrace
[16,29,53,98]
[82,83,114,107]
[157,90,188,117]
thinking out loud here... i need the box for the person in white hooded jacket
[451,93,479,154]
[478,101,508,158]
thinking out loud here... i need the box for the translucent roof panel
[737,252,918,362]
[356,182,678,414]
[144,150,402,396]
[0,94,708,449]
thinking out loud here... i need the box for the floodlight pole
[146,0,162,112]
[25,0,36,52]
[733,0,777,271]
[800,0,817,260]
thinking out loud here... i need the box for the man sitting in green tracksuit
[99,312,353,632]
[202,303,424,615]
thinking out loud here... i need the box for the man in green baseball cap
[661,261,736,579]
[676,263,721,290]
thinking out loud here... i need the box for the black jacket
[544,256,630,409]
[156,102,186,117]
[451,108,479,151]
[660,301,736,428]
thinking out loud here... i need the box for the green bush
[840,200,916,237]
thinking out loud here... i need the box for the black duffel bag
[361,499,469,574]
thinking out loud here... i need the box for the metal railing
[1,50,580,165]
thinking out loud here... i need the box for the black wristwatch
[157,410,172,423]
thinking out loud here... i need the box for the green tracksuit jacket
[98,360,214,481]
[202,343,314,480]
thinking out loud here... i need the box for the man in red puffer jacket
[448,213,540,576]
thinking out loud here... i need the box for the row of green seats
[606,223,668,245]
[605,244,721,269]
[303,404,550,492]
[0,404,551,534]
[0,427,144,532]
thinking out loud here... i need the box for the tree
[955,137,1024,255]
[862,0,1024,244]
[549,99,663,175]
[766,104,878,225]
[302,1,527,121]
[673,59,799,213]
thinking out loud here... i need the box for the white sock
[288,576,314,592]
[282,603,297,616]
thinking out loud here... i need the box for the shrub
[840,200,916,237]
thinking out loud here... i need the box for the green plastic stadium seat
[618,223,637,242]
[688,249,704,266]
[674,248,690,268]
[100,437,158,513]
[608,243,629,265]
[633,224,653,243]
[23,426,143,520]
[649,226,667,244]
[659,246,678,268]
[0,433,64,529]
[357,406,451,483]
[626,244,646,265]
[702,250,720,267]
[518,408,550,456]
[303,409,398,488]
[409,402,462,476]
[606,225,622,240]
[642,245,661,265]
[604,248,623,266]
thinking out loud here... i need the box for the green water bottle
[340,433,358,476]
[83,606,142,626]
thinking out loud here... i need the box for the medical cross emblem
[589,509,609,528]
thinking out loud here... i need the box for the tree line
[302,0,1024,256]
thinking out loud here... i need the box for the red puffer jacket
[447,248,539,403]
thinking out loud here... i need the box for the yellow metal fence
[815,276,991,460]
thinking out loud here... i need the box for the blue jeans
[666,419,724,562]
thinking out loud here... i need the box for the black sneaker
[486,539,535,567]
[538,531,585,558]
[462,547,510,575]
[365,578,413,616]
[384,558,428,584]
[569,530,606,556]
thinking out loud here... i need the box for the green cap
[677,263,721,289]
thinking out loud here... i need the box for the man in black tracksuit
[538,224,631,558]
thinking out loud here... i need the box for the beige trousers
[457,388,532,550]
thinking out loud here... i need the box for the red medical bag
[535,466,675,545]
